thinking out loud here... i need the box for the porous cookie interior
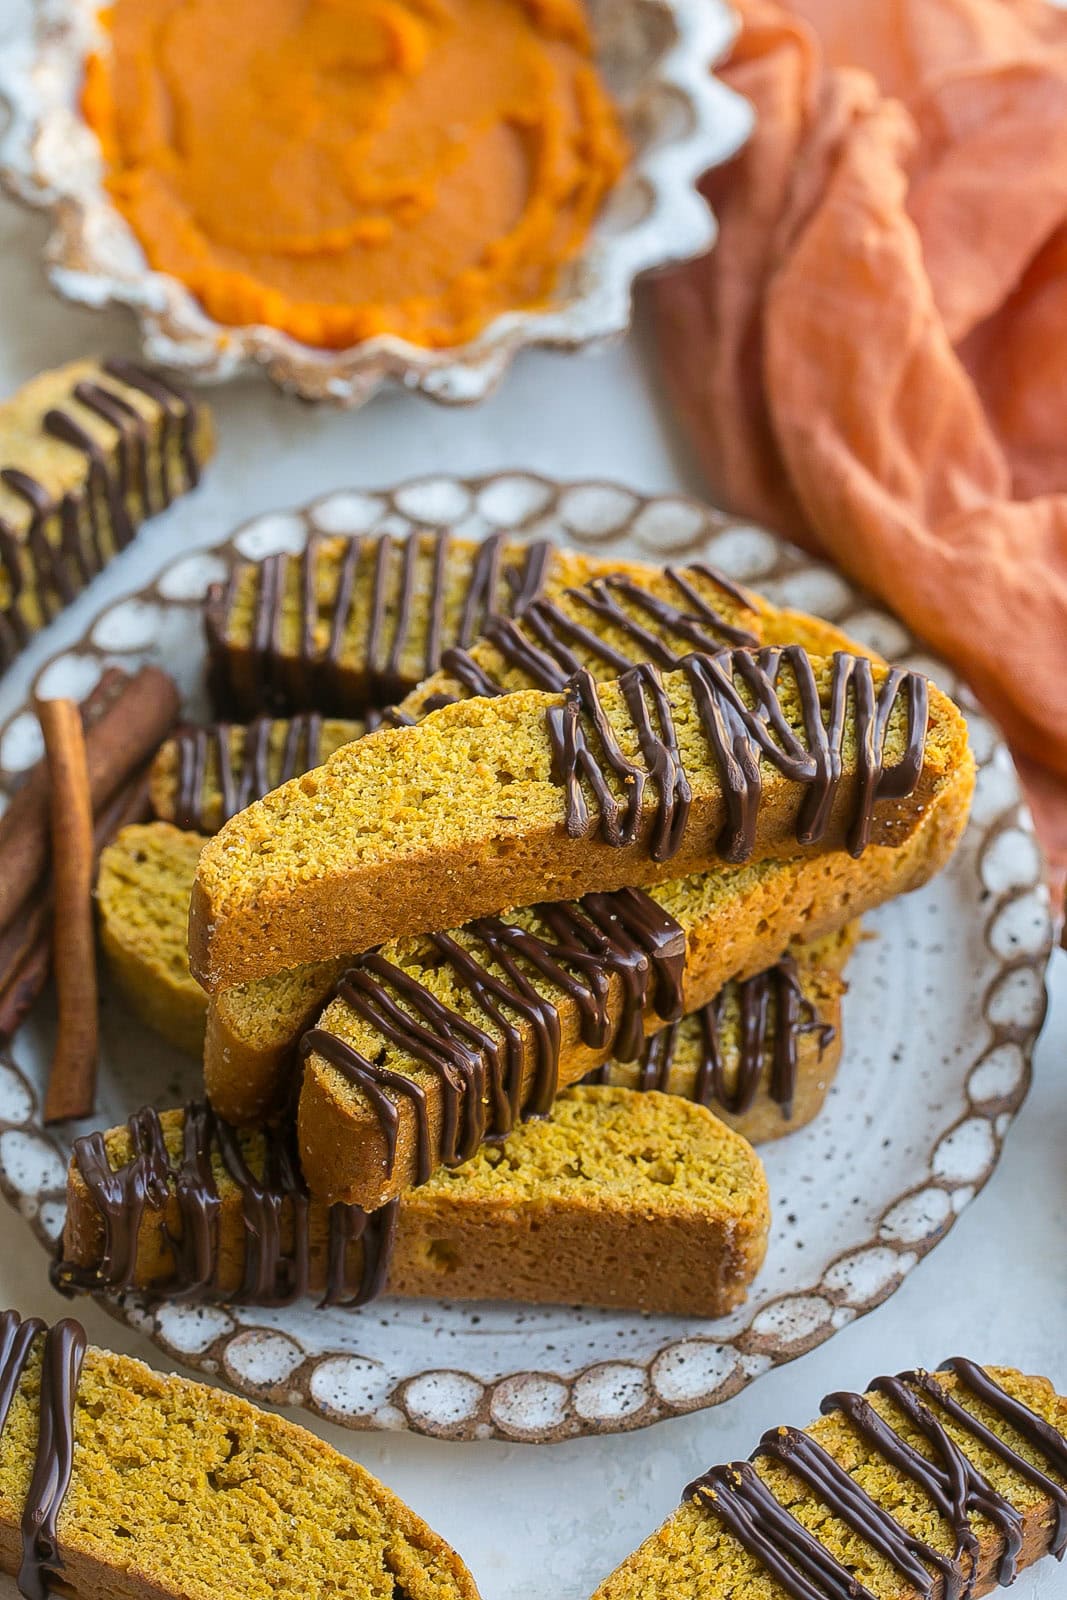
[203,651,956,897]
[595,1365,1067,1599]
[0,1332,476,1599]
[97,823,202,987]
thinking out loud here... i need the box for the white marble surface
[0,21,1066,1589]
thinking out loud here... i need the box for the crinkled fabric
[656,0,1067,871]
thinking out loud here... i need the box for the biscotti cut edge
[590,1362,1067,1600]
[96,821,207,1056]
[189,653,970,990]
[298,755,970,1210]
[0,1317,480,1600]
[59,1088,771,1318]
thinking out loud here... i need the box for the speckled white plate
[0,474,1051,1441]
[0,0,751,406]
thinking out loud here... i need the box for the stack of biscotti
[70,527,973,1319]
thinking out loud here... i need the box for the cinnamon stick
[0,664,179,939]
[0,771,152,1045]
[37,698,98,1124]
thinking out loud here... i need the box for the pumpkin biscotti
[0,1310,479,1600]
[96,822,208,1055]
[203,532,765,715]
[93,818,854,1153]
[56,1088,771,1318]
[190,648,970,989]
[590,1361,1067,1600]
[291,856,892,1208]
[204,524,868,720]
[0,357,213,666]
[149,712,364,833]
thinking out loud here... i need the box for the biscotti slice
[219,891,859,1140]
[149,712,364,833]
[191,648,968,989]
[0,357,213,665]
[587,923,856,1142]
[294,785,966,1211]
[96,822,207,1055]
[57,1087,771,1317]
[396,563,862,720]
[0,1310,479,1600]
[90,817,854,1153]
[204,531,765,716]
[591,1361,1067,1600]
[160,552,834,834]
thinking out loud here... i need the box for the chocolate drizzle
[0,361,200,667]
[53,1104,397,1309]
[0,1310,86,1600]
[170,711,333,831]
[547,648,929,864]
[684,1363,1067,1600]
[205,528,555,716]
[437,563,758,703]
[587,954,834,1120]
[301,887,686,1185]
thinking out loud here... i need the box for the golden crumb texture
[0,1333,478,1600]
[190,653,971,990]
[96,823,207,1057]
[591,1365,1067,1600]
[63,1088,770,1318]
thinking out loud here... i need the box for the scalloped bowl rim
[0,0,754,404]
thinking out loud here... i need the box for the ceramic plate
[0,474,1050,1441]
[0,0,752,406]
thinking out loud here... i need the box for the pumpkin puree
[81,0,629,350]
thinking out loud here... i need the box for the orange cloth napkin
[655,0,1067,872]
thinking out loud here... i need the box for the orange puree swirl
[81,0,630,350]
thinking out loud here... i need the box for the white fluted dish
[0,0,752,406]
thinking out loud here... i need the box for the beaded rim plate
[0,0,751,407]
[0,473,1051,1443]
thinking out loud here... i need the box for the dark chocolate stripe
[0,1311,87,1600]
[587,953,832,1119]
[547,649,928,865]
[53,1104,395,1309]
[204,529,556,716]
[301,887,686,1184]
[0,362,200,668]
[685,1367,1067,1600]
[102,358,200,492]
[170,712,329,831]
[18,1320,86,1600]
